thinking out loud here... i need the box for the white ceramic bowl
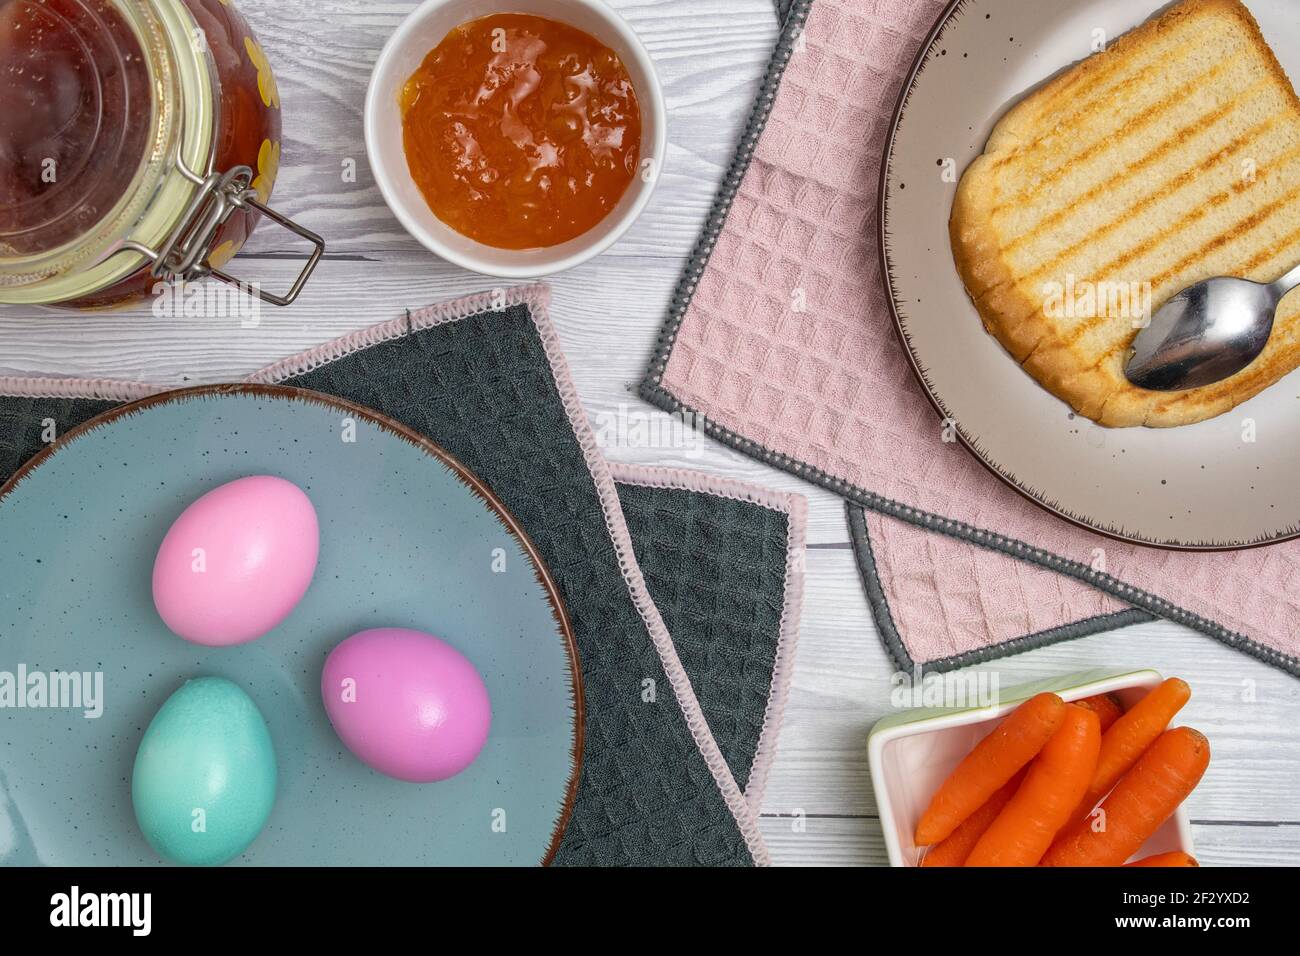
[365,0,666,278]
[868,669,1196,867]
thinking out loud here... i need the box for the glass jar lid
[0,0,215,302]
[1,0,322,307]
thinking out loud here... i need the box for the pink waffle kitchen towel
[641,0,1300,675]
[849,505,1151,671]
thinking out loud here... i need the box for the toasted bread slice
[951,0,1300,428]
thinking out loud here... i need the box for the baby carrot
[1125,851,1199,867]
[1072,678,1191,824]
[920,769,1027,867]
[1042,727,1210,867]
[1074,693,1124,732]
[915,692,1067,846]
[965,705,1100,867]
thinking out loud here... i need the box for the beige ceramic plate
[882,0,1300,549]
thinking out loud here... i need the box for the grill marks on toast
[1019,162,1300,426]
[999,89,1275,260]
[1240,220,1300,276]
[991,51,1300,339]
[987,12,1217,177]
[1040,146,1300,352]
[988,57,1177,172]
[989,60,1234,214]
[976,81,1287,314]
[1150,176,1300,289]
[1003,110,1293,310]
[950,0,1300,426]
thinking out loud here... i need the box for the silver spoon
[1125,263,1300,391]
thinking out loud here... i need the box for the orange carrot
[1074,693,1124,732]
[1043,726,1210,867]
[1125,851,1199,867]
[1072,678,1191,824]
[915,692,1067,846]
[921,769,1027,867]
[965,706,1100,867]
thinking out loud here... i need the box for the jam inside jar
[0,0,322,308]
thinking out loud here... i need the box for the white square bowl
[868,668,1196,867]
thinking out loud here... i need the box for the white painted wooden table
[3,0,1297,866]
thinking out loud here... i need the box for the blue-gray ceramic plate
[0,385,581,866]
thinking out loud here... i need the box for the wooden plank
[0,253,860,538]
[5,249,1299,850]
[759,816,1300,867]
[759,549,1300,845]
[1,0,1296,866]
[236,0,779,257]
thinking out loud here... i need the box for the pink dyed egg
[152,476,319,647]
[321,627,491,783]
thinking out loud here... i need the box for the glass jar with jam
[0,0,322,308]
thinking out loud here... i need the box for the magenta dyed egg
[321,627,492,783]
[152,475,319,647]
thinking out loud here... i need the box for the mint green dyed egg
[132,677,277,866]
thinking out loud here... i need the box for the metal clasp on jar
[122,155,324,307]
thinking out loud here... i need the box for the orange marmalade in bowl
[400,13,642,250]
